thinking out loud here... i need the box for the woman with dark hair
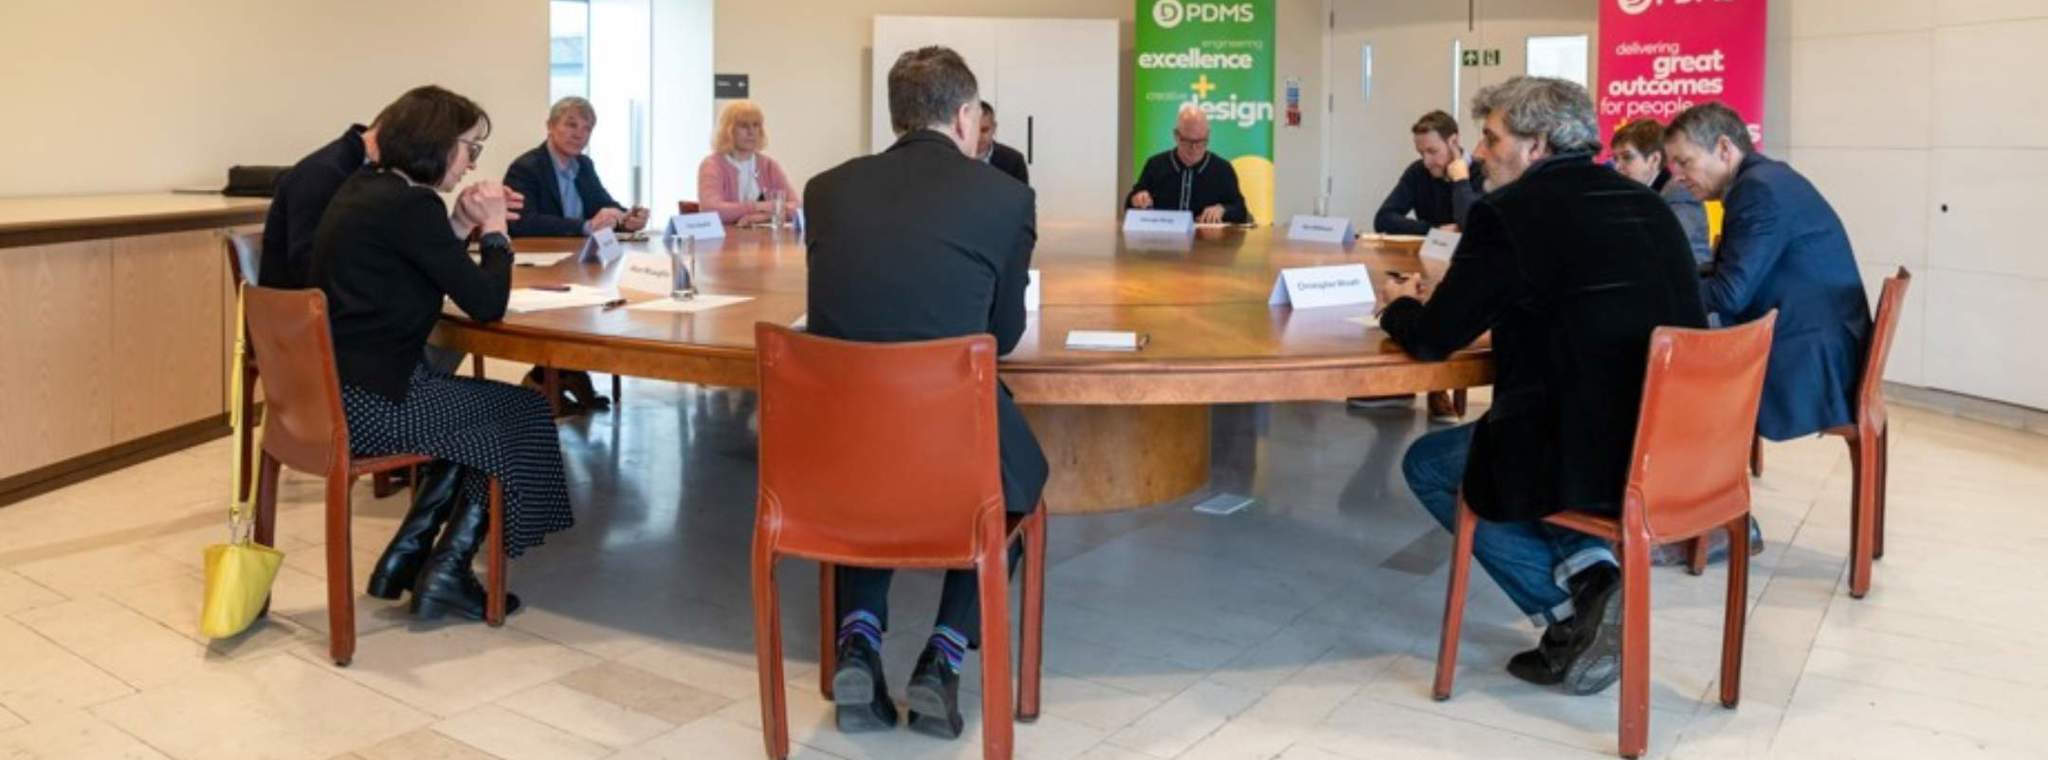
[310,85,572,621]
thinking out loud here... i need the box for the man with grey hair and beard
[1382,77,1707,693]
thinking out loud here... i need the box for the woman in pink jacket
[698,100,800,224]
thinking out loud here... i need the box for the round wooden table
[433,223,1492,513]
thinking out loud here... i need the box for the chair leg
[751,533,790,760]
[1848,434,1876,599]
[1432,498,1477,701]
[1749,435,1764,478]
[325,473,356,667]
[1687,536,1709,577]
[977,522,1016,760]
[1019,509,1048,722]
[1452,388,1468,417]
[485,478,507,627]
[611,373,623,410]
[253,453,282,618]
[1618,531,1652,759]
[818,562,836,700]
[471,354,485,379]
[543,367,563,417]
[1720,515,1750,709]
[371,470,404,499]
[1874,425,1889,561]
[238,363,260,504]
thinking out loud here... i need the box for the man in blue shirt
[504,97,649,237]
[1663,103,1871,441]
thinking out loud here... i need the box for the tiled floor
[2,368,2046,759]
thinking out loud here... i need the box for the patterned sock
[837,610,882,651]
[928,625,970,673]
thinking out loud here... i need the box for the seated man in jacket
[1609,118,1712,266]
[1124,105,1250,224]
[1386,77,1707,695]
[1374,110,1486,235]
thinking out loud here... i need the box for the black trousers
[835,541,1025,644]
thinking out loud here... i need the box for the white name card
[1123,209,1195,235]
[615,251,674,296]
[579,227,625,265]
[1025,269,1041,312]
[1286,215,1356,243]
[1065,330,1143,351]
[1421,227,1462,262]
[666,212,726,240]
[1269,264,1375,310]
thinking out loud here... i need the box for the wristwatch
[479,231,512,252]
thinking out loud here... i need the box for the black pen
[600,298,628,310]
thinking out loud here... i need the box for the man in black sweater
[1373,110,1486,235]
[976,101,1029,185]
[1125,105,1250,224]
[805,46,1047,741]
[262,121,378,289]
[1385,77,1707,695]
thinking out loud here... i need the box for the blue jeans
[1402,424,1616,626]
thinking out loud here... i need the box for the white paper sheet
[505,284,618,314]
[623,293,754,313]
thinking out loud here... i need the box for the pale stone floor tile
[495,681,675,748]
[100,572,316,659]
[1356,655,1690,758]
[9,542,199,599]
[0,616,137,722]
[554,660,733,726]
[349,727,499,760]
[0,570,65,616]
[433,703,610,760]
[613,715,846,760]
[1104,679,1263,757]
[10,596,213,691]
[1771,672,2048,758]
[0,704,22,732]
[1308,697,1613,759]
[299,622,599,717]
[0,710,169,760]
[91,652,431,760]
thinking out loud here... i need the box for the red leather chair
[1433,312,1777,759]
[750,323,1047,760]
[241,286,508,666]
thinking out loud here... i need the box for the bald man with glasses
[1125,105,1250,224]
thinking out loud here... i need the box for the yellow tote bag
[200,282,284,639]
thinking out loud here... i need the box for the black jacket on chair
[1380,154,1708,523]
[502,142,624,237]
[803,129,1048,514]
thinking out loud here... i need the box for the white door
[1327,2,1475,229]
[995,19,1120,222]
[870,17,1000,153]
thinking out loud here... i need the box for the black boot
[1506,563,1622,695]
[410,493,521,621]
[366,461,463,600]
[906,646,965,740]
[832,634,898,733]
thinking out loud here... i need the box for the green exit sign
[1461,49,1502,67]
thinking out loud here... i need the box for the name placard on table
[1025,269,1041,312]
[666,212,726,240]
[579,227,625,265]
[1421,227,1462,262]
[1269,264,1375,309]
[1286,215,1356,244]
[1123,209,1195,236]
[615,251,674,296]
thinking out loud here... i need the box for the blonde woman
[698,100,800,224]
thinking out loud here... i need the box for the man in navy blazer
[1664,103,1871,440]
[503,97,648,237]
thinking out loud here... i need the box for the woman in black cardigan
[310,86,571,621]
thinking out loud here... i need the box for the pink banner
[1597,0,1768,154]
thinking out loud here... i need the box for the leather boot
[366,461,463,600]
[410,492,522,621]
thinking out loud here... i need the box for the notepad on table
[1065,330,1145,352]
[505,284,618,314]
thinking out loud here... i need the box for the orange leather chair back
[754,323,1005,567]
[242,286,350,477]
[1625,312,1777,541]
[1856,269,1912,432]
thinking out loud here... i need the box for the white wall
[1789,0,2048,410]
[0,0,548,198]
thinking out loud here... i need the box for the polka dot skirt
[341,364,572,558]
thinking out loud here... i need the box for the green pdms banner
[1132,0,1276,223]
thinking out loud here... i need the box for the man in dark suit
[1386,77,1708,695]
[804,45,1046,741]
[1665,102,1871,441]
[260,121,374,289]
[502,96,649,237]
[976,100,1029,185]
[1373,110,1486,235]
